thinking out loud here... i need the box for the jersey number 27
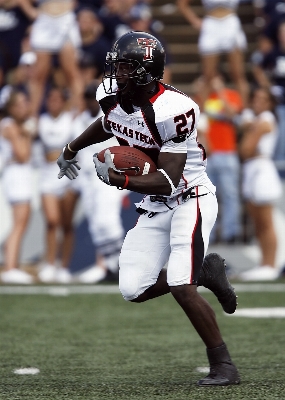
[173,108,195,137]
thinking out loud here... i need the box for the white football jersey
[97,81,214,211]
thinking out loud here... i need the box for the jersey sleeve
[157,99,200,153]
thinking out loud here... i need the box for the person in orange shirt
[200,76,243,243]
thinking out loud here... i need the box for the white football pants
[119,190,218,301]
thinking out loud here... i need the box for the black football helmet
[103,31,166,94]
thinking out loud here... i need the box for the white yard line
[1,283,285,295]
[226,308,285,318]
[13,368,40,375]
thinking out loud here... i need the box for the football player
[57,31,240,386]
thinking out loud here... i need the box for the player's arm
[57,117,113,179]
[97,101,197,195]
[109,150,187,196]
[64,117,113,159]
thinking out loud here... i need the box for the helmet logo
[137,38,157,61]
[106,52,118,61]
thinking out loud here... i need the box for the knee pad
[119,280,141,301]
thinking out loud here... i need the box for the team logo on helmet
[106,52,118,61]
[137,38,157,61]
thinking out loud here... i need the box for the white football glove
[57,147,81,180]
[93,149,122,185]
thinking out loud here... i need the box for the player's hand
[93,149,122,185]
[57,147,81,180]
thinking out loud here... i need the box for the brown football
[97,146,157,176]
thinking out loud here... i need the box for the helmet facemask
[103,53,157,95]
[102,31,165,95]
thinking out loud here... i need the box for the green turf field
[1,286,285,400]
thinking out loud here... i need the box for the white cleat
[1,269,34,284]
[77,265,107,284]
[38,263,57,283]
[239,266,279,282]
[55,267,72,284]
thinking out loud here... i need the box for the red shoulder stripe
[149,83,165,104]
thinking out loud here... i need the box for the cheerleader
[0,91,35,284]
[239,87,282,281]
[37,87,78,283]
[177,0,249,106]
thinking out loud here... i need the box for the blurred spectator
[29,0,83,116]
[0,90,35,284]
[77,7,111,86]
[0,51,36,118]
[77,0,103,12]
[252,20,285,161]
[199,76,243,244]
[127,3,172,84]
[177,0,249,107]
[254,0,285,49]
[98,0,132,43]
[0,0,37,87]
[239,87,283,281]
[71,82,127,284]
[37,87,78,283]
[250,34,274,87]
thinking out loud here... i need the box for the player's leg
[124,217,237,312]
[132,252,237,312]
[168,191,240,385]
[120,199,236,311]
[131,268,169,303]
[119,211,171,302]
[170,285,239,385]
[198,253,237,314]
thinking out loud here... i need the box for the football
[97,146,157,176]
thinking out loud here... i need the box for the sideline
[1,283,285,295]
